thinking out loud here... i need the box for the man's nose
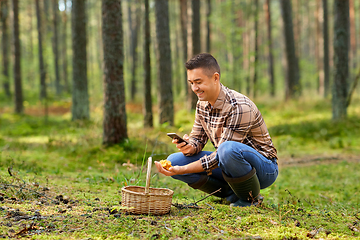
[192,84,199,92]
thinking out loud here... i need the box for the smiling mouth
[196,91,204,97]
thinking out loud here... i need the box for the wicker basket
[121,157,174,215]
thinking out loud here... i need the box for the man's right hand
[173,134,196,156]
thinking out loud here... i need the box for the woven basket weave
[121,157,173,215]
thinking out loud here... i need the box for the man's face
[187,68,219,104]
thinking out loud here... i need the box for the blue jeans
[168,141,278,189]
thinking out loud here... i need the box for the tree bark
[206,0,211,53]
[71,0,89,120]
[102,0,128,145]
[253,0,259,98]
[129,0,140,101]
[280,0,301,99]
[12,0,23,114]
[52,0,61,95]
[188,0,200,110]
[155,0,174,125]
[62,0,69,93]
[143,0,153,127]
[332,0,349,120]
[322,0,330,97]
[265,0,275,97]
[35,0,47,100]
[1,0,11,97]
[179,0,188,94]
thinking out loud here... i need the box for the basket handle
[145,157,152,194]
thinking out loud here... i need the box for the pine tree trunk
[322,0,330,97]
[332,0,349,120]
[188,0,200,110]
[35,0,47,100]
[143,0,153,128]
[206,0,211,53]
[53,0,61,95]
[62,0,69,93]
[280,0,301,99]
[71,0,89,120]
[253,0,259,98]
[1,0,11,97]
[12,0,23,114]
[179,0,188,94]
[102,0,128,145]
[265,0,275,97]
[155,0,174,125]
[129,1,140,101]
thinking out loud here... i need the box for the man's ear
[214,72,220,82]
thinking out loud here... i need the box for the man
[155,53,278,207]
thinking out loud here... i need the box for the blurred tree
[322,0,330,97]
[102,0,128,145]
[188,0,200,110]
[128,0,140,101]
[12,0,23,114]
[349,0,356,71]
[61,0,70,93]
[332,0,349,120]
[52,0,61,95]
[1,0,11,97]
[315,0,324,96]
[143,0,153,128]
[71,0,89,120]
[264,0,275,97]
[179,0,188,93]
[280,0,300,99]
[35,0,47,100]
[206,0,211,53]
[253,0,258,98]
[155,0,174,125]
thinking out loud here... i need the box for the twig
[194,188,221,204]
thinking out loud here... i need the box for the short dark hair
[185,53,220,78]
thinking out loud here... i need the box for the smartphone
[167,133,188,145]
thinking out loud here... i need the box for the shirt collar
[205,84,226,110]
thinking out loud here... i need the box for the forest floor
[1,97,360,239]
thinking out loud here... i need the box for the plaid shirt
[189,84,278,174]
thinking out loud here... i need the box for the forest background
[0,0,360,239]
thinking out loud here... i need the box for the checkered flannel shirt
[188,84,278,174]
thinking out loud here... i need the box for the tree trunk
[52,0,61,95]
[322,0,330,97]
[12,0,23,114]
[316,0,324,96]
[1,0,11,97]
[280,0,301,99]
[206,0,211,53]
[253,0,259,98]
[62,0,69,93]
[102,0,128,145]
[71,0,89,120]
[35,0,47,100]
[179,0,188,94]
[332,0,349,120]
[143,0,153,128]
[188,0,200,110]
[155,0,174,125]
[129,0,140,101]
[265,0,275,97]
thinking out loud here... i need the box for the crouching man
[155,53,278,207]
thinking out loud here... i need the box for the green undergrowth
[1,96,360,238]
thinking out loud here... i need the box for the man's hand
[154,161,183,176]
[173,134,195,156]
[155,159,204,176]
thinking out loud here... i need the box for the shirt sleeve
[199,104,253,174]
